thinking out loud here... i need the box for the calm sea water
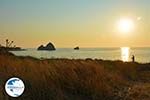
[10,47,150,63]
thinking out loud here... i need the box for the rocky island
[74,46,79,50]
[37,42,56,51]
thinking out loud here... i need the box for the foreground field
[0,51,150,100]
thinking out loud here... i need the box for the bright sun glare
[121,47,130,62]
[117,18,134,33]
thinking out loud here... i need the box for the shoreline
[9,47,150,63]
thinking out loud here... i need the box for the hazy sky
[0,0,150,48]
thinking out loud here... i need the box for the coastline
[10,47,150,63]
[0,51,150,100]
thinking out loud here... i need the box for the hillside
[0,51,150,100]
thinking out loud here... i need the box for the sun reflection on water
[121,47,130,62]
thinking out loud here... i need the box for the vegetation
[0,51,150,100]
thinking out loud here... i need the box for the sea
[10,47,150,63]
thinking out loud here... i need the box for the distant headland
[0,39,25,51]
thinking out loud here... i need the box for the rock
[74,46,79,50]
[37,42,56,51]
[38,45,44,50]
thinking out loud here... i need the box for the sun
[117,18,134,33]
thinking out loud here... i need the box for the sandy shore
[0,51,150,100]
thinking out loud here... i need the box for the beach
[0,51,150,100]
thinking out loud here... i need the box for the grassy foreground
[0,51,150,100]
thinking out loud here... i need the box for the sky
[0,0,150,48]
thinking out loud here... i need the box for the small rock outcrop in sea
[37,42,56,51]
[74,46,79,50]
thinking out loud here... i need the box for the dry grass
[0,51,150,100]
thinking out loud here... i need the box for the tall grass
[0,52,149,100]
